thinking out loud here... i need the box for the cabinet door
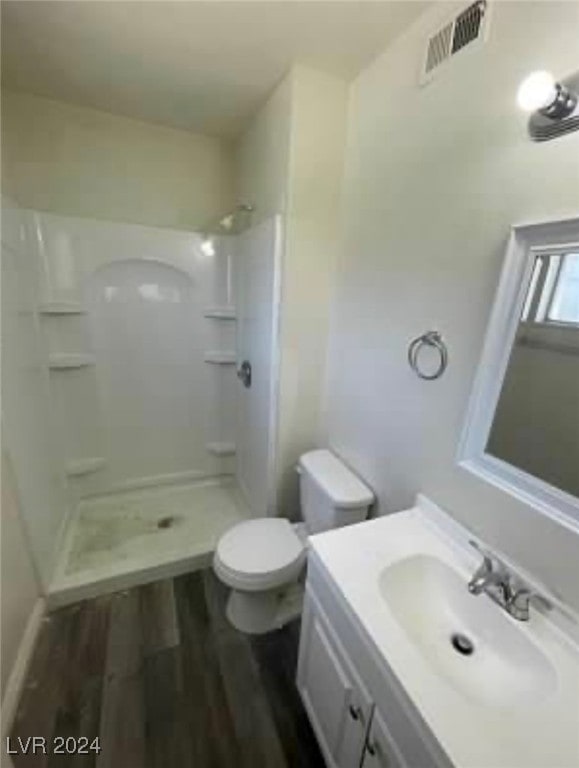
[361,707,407,768]
[297,590,372,768]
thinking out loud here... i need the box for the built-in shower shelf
[39,302,87,315]
[204,352,237,365]
[206,442,236,457]
[49,354,95,370]
[204,306,236,320]
[65,457,106,477]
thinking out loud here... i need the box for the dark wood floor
[9,570,324,768]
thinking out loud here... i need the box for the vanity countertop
[308,502,579,768]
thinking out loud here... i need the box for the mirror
[487,251,579,497]
[458,217,579,530]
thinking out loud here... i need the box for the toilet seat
[214,518,306,592]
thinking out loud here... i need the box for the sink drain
[450,633,474,656]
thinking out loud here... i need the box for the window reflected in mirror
[486,251,579,497]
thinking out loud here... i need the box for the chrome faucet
[506,587,549,622]
[467,541,511,603]
[467,541,550,621]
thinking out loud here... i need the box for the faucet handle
[469,539,494,570]
[508,585,552,620]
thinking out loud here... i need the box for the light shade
[517,71,557,112]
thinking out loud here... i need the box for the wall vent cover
[421,1,489,83]
[425,22,453,75]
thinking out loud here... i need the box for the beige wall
[1,450,40,698]
[278,66,348,512]
[325,1,579,610]
[1,90,234,230]
[235,74,292,222]
[235,65,348,514]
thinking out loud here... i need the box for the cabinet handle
[366,740,379,758]
[348,704,362,721]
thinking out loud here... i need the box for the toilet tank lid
[299,449,374,509]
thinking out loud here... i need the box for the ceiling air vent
[421,1,489,84]
[425,22,453,76]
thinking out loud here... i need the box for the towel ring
[408,331,448,380]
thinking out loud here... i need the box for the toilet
[213,449,374,634]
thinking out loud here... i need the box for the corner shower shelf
[65,457,106,477]
[206,442,236,457]
[49,354,95,370]
[204,306,236,320]
[39,302,87,315]
[204,352,236,365]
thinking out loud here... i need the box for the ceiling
[1,1,429,138]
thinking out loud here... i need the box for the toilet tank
[298,449,374,534]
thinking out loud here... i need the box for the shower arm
[205,203,255,237]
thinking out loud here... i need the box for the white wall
[325,2,579,610]
[1,196,69,587]
[235,65,348,515]
[0,449,40,700]
[1,90,234,230]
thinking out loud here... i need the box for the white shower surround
[235,215,283,518]
[3,207,283,598]
[1,197,69,588]
[27,210,238,500]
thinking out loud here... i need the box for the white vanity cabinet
[297,554,453,768]
[297,587,373,768]
[361,707,406,768]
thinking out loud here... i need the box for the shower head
[202,203,255,240]
[215,204,254,235]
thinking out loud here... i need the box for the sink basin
[379,554,557,708]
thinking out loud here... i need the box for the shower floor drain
[157,516,175,530]
[450,632,475,656]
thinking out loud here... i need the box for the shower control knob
[348,704,362,721]
[237,360,252,388]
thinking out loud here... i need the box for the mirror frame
[458,215,579,532]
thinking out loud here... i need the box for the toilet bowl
[213,449,374,634]
[214,518,307,634]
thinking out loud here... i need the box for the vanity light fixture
[517,70,579,141]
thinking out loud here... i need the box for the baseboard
[0,598,45,739]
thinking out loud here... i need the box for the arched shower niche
[86,258,231,491]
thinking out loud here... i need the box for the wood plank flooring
[9,571,324,768]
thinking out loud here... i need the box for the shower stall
[1,197,282,604]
